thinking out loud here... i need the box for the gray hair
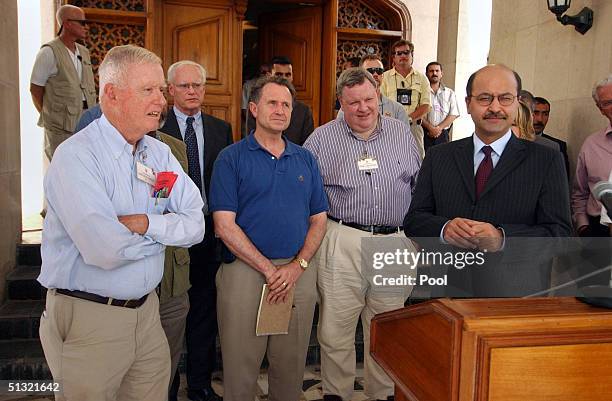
[56,4,81,26]
[336,67,377,98]
[167,60,207,85]
[592,74,612,103]
[98,45,162,97]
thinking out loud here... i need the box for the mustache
[484,112,507,119]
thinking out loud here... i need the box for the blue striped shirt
[38,115,205,299]
[304,116,421,226]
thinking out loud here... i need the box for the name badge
[136,161,156,185]
[358,157,379,171]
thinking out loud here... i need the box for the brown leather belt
[56,289,148,309]
[328,215,401,235]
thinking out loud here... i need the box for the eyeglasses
[68,19,88,25]
[598,99,612,108]
[366,67,384,75]
[174,82,204,91]
[470,93,517,106]
[394,50,412,56]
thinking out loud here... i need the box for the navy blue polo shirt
[209,134,328,259]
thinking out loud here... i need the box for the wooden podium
[370,297,612,401]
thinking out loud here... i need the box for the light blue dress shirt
[173,106,205,196]
[38,115,205,299]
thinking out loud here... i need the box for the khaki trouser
[216,257,317,401]
[160,292,190,391]
[314,220,415,401]
[44,127,72,161]
[40,290,171,401]
[410,122,425,160]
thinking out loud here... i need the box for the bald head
[56,4,83,26]
[465,64,521,143]
[466,64,521,98]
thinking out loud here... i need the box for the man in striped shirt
[304,68,421,401]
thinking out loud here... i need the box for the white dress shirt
[426,84,459,126]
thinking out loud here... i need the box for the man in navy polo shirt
[209,75,328,401]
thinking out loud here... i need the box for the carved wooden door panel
[160,0,242,138]
[259,6,323,126]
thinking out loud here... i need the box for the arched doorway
[242,0,412,126]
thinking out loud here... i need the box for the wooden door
[259,6,323,125]
[157,0,243,139]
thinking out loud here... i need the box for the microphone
[592,180,612,215]
[77,55,82,62]
[401,81,405,88]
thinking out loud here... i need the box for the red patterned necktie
[475,145,493,199]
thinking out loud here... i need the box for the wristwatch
[295,258,309,270]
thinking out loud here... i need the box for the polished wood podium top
[371,297,612,401]
[436,297,612,329]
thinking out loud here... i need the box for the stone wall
[0,0,22,301]
[489,0,612,177]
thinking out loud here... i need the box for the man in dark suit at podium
[160,60,233,401]
[404,64,572,297]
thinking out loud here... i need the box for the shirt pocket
[148,197,169,215]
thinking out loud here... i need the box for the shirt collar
[430,83,446,95]
[98,114,144,160]
[604,123,612,136]
[173,106,201,126]
[246,132,297,156]
[343,115,382,141]
[391,67,414,79]
[473,130,512,158]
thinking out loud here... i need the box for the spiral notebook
[255,284,294,336]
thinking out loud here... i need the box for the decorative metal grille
[338,0,389,30]
[83,22,145,89]
[337,39,390,76]
[72,0,145,12]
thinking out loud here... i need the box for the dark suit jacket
[160,108,233,199]
[404,134,572,297]
[247,99,314,145]
[541,132,570,179]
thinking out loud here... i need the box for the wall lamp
[547,0,593,35]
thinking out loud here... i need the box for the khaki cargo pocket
[65,105,80,131]
[46,102,67,130]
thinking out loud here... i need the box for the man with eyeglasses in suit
[30,4,97,161]
[337,54,409,126]
[160,60,233,401]
[380,40,432,159]
[404,64,571,298]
